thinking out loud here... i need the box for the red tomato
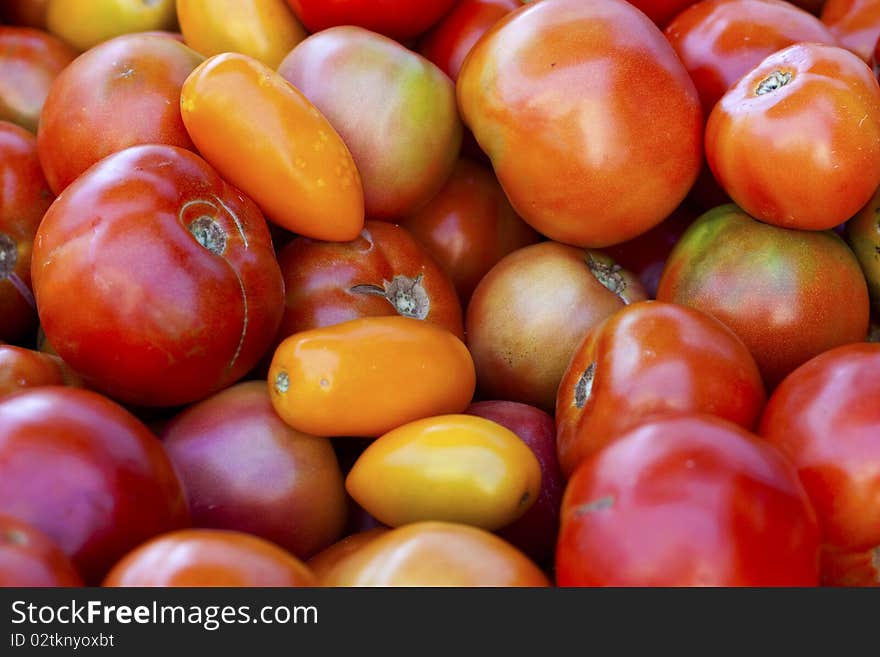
[457,0,702,247]
[31,145,284,407]
[0,344,81,397]
[627,0,699,26]
[0,121,51,344]
[822,0,880,62]
[556,414,821,586]
[0,387,190,583]
[706,43,880,231]
[666,0,836,114]
[0,515,83,587]
[276,220,464,343]
[285,0,457,41]
[37,33,203,194]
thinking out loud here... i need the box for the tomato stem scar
[188,216,227,255]
[351,273,430,319]
[574,363,596,409]
[755,70,792,96]
[586,253,627,300]
[274,371,290,394]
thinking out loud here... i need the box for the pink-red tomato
[822,0,880,62]
[0,515,83,587]
[0,344,81,397]
[285,0,458,41]
[556,414,820,586]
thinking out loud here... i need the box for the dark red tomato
[418,0,521,81]
[627,0,699,26]
[821,547,880,586]
[0,515,83,587]
[556,301,766,478]
[0,26,76,133]
[31,145,284,408]
[0,387,190,584]
[0,344,81,397]
[37,33,203,194]
[657,204,870,388]
[402,158,540,304]
[822,0,880,62]
[666,0,836,114]
[0,120,51,344]
[759,344,880,558]
[556,414,820,586]
[285,0,457,41]
[276,220,464,342]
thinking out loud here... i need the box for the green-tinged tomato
[847,187,880,311]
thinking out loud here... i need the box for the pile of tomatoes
[1,0,879,588]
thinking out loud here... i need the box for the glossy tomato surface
[556,414,820,586]
[847,185,880,308]
[0,344,80,397]
[628,0,700,26]
[46,0,177,52]
[307,527,389,582]
[285,0,457,40]
[0,515,83,587]
[32,145,284,407]
[822,0,880,62]
[457,0,702,246]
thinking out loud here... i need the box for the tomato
[466,242,646,411]
[0,515,83,586]
[276,220,464,343]
[822,0,880,62]
[180,52,364,241]
[346,414,541,530]
[37,33,204,194]
[45,0,177,52]
[176,0,307,68]
[821,548,880,586]
[103,529,316,587]
[278,27,461,221]
[162,381,348,559]
[268,316,476,437]
[0,1,50,28]
[657,204,870,388]
[847,185,880,308]
[307,528,389,583]
[557,414,820,586]
[706,43,880,231]
[0,344,81,397]
[0,387,189,583]
[627,0,699,26]
[0,26,76,133]
[32,145,284,407]
[418,0,521,81]
[0,121,51,344]
[402,158,541,304]
[320,521,549,587]
[665,0,836,114]
[285,0,457,41]
[556,301,766,478]
[457,0,702,247]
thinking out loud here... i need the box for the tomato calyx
[586,252,629,301]
[755,70,793,96]
[574,362,596,409]
[188,216,227,255]
[351,273,430,320]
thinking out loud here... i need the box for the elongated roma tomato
[180,52,364,241]
[346,414,541,530]
[268,316,476,437]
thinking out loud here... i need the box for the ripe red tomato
[556,414,821,586]
[556,300,766,478]
[0,387,190,584]
[822,0,880,62]
[285,0,457,41]
[0,515,83,587]
[0,344,81,397]
[457,0,702,247]
[706,43,880,231]
[627,0,699,26]
[32,145,284,407]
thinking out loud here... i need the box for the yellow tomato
[179,52,364,240]
[46,0,177,51]
[176,0,307,68]
[346,414,541,530]
[268,316,476,438]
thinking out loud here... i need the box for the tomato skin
[269,316,476,438]
[556,301,766,478]
[37,33,204,195]
[346,414,541,530]
[627,1,699,26]
[320,521,549,587]
[103,529,316,587]
[0,121,51,344]
[556,414,820,586]
[706,43,880,231]
[457,0,702,247]
[0,344,81,397]
[0,26,76,133]
[665,0,836,114]
[0,515,83,587]
[285,0,457,41]
[32,145,284,408]
[278,27,461,221]
[657,204,870,388]
[418,0,521,81]
[822,0,880,62]
[46,0,177,52]
[402,158,541,304]
[0,387,190,584]
[759,344,880,556]
[821,547,880,586]
[307,528,389,582]
[176,0,307,68]
[466,242,647,412]
[847,186,880,309]
[180,52,364,240]
[277,220,464,343]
